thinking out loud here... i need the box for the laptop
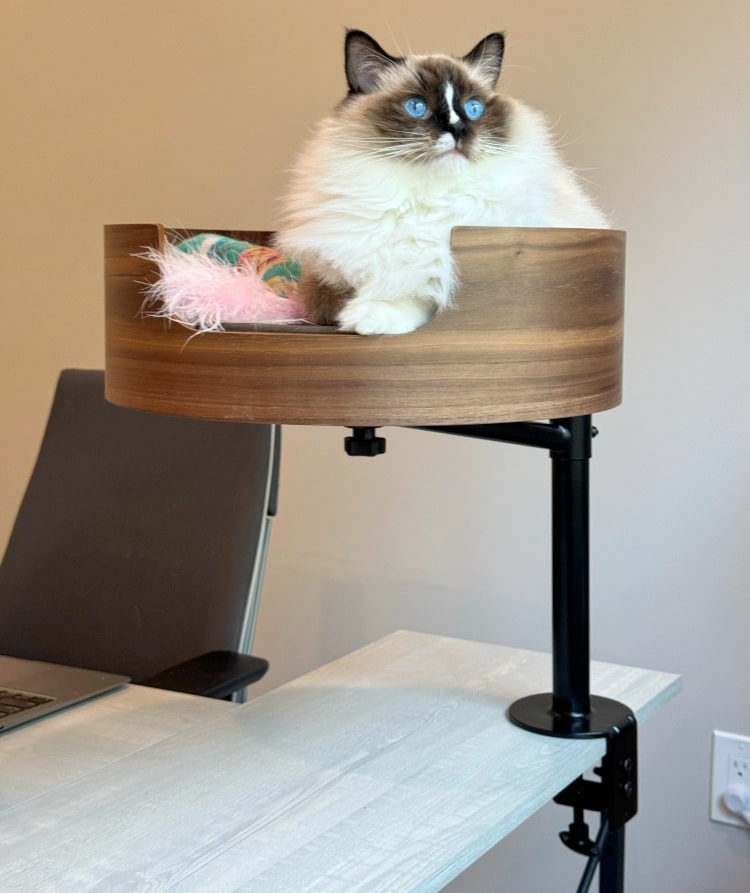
[0,654,129,732]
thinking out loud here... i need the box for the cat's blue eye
[403,97,429,118]
[464,99,485,120]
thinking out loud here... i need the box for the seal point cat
[276,30,607,335]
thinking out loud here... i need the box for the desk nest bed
[104,223,625,427]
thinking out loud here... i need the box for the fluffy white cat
[275,30,607,335]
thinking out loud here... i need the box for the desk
[0,631,680,892]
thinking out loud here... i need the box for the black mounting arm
[344,416,637,892]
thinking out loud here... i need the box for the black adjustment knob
[344,427,386,457]
[560,821,599,857]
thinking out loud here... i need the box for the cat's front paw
[337,297,435,335]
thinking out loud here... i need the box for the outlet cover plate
[710,730,750,828]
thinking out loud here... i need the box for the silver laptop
[0,655,129,732]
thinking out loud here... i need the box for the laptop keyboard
[0,688,55,718]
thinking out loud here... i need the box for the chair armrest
[138,650,269,699]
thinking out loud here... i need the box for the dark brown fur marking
[298,271,355,325]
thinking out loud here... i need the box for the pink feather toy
[141,234,308,331]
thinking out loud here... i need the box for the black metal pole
[508,415,599,735]
[550,416,592,721]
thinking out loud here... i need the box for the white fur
[276,96,607,335]
[445,82,461,125]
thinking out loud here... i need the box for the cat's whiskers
[349,141,463,165]
[339,122,557,169]
[475,140,555,167]
[338,134,439,161]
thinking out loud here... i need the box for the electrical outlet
[710,730,750,828]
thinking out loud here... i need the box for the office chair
[0,369,278,699]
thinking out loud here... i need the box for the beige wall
[2,1,749,889]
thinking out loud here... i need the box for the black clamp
[554,709,638,891]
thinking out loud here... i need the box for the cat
[274,30,607,335]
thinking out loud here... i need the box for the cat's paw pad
[337,298,435,335]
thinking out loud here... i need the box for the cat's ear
[345,30,401,94]
[462,33,505,88]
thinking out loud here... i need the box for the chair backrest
[0,369,279,682]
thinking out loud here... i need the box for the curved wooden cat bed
[104,223,625,426]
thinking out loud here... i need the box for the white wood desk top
[0,631,680,892]
[1,684,232,811]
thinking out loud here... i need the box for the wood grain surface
[105,224,625,426]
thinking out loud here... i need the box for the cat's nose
[448,119,466,137]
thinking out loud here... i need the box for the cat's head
[340,30,508,166]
